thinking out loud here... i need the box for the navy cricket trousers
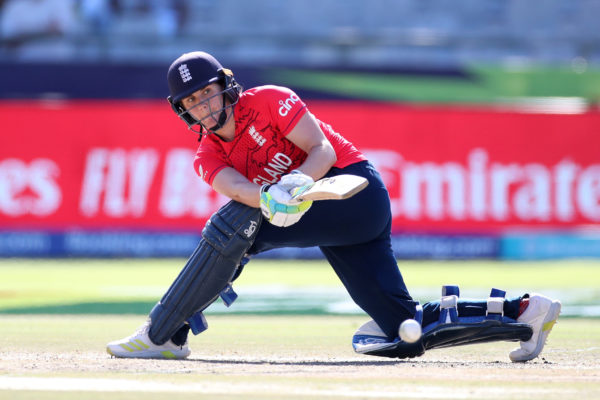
[248,160,417,338]
[248,161,521,339]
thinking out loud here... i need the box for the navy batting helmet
[167,51,242,134]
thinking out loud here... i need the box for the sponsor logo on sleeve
[278,92,300,117]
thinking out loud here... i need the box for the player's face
[182,83,226,127]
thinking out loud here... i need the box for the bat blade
[291,174,369,201]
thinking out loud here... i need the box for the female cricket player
[107,51,560,362]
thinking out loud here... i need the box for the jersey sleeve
[256,85,308,136]
[194,138,230,185]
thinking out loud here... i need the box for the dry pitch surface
[1,315,599,400]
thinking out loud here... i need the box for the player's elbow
[305,140,336,171]
[324,142,337,168]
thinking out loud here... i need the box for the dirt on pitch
[2,342,597,381]
[1,315,599,399]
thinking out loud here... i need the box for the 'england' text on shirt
[252,153,293,185]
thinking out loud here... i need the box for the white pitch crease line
[0,377,559,399]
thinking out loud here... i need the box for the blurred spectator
[152,0,179,38]
[0,0,79,47]
[78,0,117,36]
[116,0,186,38]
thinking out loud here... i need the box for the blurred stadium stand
[1,0,599,260]
[1,0,599,67]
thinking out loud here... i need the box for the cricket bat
[291,174,369,201]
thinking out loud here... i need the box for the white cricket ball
[399,319,422,343]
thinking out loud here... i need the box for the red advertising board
[1,100,599,232]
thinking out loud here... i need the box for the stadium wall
[1,100,599,259]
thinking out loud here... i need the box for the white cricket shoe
[106,321,191,360]
[509,294,561,362]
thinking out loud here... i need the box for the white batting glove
[278,170,314,193]
[260,183,312,227]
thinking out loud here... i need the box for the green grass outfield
[0,258,598,316]
[1,258,599,399]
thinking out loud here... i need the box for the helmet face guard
[168,69,241,135]
[167,52,242,136]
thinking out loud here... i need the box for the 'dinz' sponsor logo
[278,92,300,117]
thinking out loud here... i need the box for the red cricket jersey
[194,85,366,186]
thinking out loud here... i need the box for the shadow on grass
[187,357,514,367]
[191,357,408,366]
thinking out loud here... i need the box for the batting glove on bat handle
[278,170,314,193]
[260,184,312,227]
